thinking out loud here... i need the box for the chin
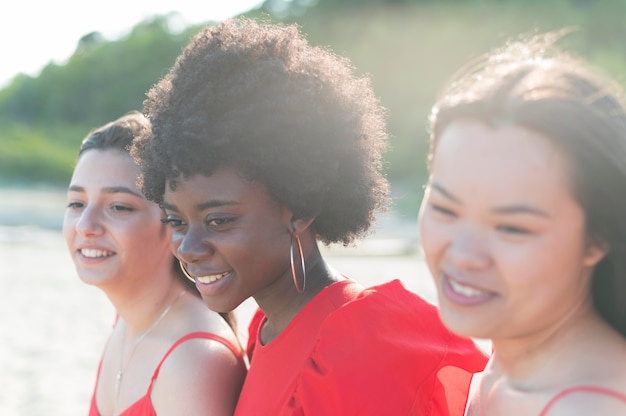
[200,295,240,314]
[439,308,485,339]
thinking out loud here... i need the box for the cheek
[136,219,170,247]
[494,239,568,300]
[418,212,446,258]
[418,215,453,284]
[161,223,173,242]
[158,227,174,252]
[62,215,75,244]
[169,232,182,253]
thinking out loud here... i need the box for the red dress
[236,279,488,416]
[89,332,245,416]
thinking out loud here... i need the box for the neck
[113,285,186,415]
[257,243,343,345]
[490,303,600,386]
[111,276,184,338]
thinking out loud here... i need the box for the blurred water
[0,186,487,415]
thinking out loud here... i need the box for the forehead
[71,149,140,188]
[432,120,573,200]
[164,167,276,207]
[436,119,562,166]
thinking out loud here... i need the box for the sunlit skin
[63,149,173,292]
[162,166,341,341]
[418,119,616,414]
[418,119,606,345]
[63,149,246,416]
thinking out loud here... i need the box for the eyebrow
[430,182,461,204]
[162,199,239,212]
[492,205,551,218]
[430,181,551,218]
[68,185,143,198]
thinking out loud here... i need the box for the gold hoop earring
[178,260,195,283]
[290,232,306,293]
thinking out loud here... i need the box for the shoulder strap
[146,331,244,395]
[540,385,626,415]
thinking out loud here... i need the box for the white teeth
[196,271,229,284]
[448,278,485,297]
[80,249,113,258]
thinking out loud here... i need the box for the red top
[89,331,245,416]
[236,279,488,416]
[539,385,626,415]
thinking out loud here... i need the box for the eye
[430,203,457,218]
[111,204,134,212]
[206,216,235,228]
[161,216,186,229]
[67,201,84,210]
[496,224,531,235]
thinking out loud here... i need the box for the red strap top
[89,331,245,416]
[539,385,626,416]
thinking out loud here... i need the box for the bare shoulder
[150,335,246,416]
[544,331,626,415]
[542,386,626,416]
[175,293,236,334]
[159,332,245,375]
[148,295,246,415]
[166,292,244,369]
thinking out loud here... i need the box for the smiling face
[63,149,173,288]
[161,167,295,313]
[418,120,606,341]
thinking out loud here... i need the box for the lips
[448,278,485,297]
[441,271,494,305]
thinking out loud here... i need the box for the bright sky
[0,0,264,88]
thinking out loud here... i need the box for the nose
[75,206,105,237]
[174,224,214,265]
[446,229,491,270]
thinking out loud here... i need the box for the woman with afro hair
[133,17,487,416]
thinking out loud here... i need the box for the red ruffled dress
[235,279,488,416]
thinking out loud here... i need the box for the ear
[290,216,316,235]
[279,205,316,234]
[583,238,610,268]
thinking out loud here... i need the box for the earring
[178,260,195,283]
[290,232,307,293]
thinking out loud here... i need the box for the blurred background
[3,0,626,212]
[1,0,625,414]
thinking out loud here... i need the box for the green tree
[0,14,199,128]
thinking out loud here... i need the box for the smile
[196,271,229,284]
[441,272,495,306]
[80,249,114,258]
[448,278,486,297]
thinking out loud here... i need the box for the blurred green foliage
[0,14,199,186]
[0,123,85,183]
[1,1,626,215]
[0,15,195,127]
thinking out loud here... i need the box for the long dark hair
[429,31,626,338]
